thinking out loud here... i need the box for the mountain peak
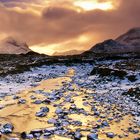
[0,37,31,54]
[116,27,140,49]
[90,39,128,54]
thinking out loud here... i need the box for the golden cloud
[0,0,139,55]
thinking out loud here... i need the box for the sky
[0,0,139,55]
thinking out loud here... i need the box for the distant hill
[116,27,140,52]
[86,27,140,54]
[53,50,85,56]
[0,37,31,54]
[89,39,130,54]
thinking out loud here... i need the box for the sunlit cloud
[73,0,114,11]
[0,0,139,55]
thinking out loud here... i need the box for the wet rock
[47,118,57,124]
[0,105,4,110]
[43,132,52,137]
[106,132,115,138]
[33,100,42,104]
[128,127,139,134]
[74,132,82,140]
[101,120,109,127]
[1,123,14,134]
[36,107,49,117]
[134,138,140,140]
[71,121,82,126]
[55,108,63,114]
[26,134,34,139]
[30,95,36,100]
[30,129,43,138]
[13,95,20,100]
[94,111,100,116]
[44,127,56,134]
[18,99,26,104]
[20,132,27,139]
[42,98,51,104]
[87,133,98,140]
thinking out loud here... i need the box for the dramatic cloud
[0,0,139,55]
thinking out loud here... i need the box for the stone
[13,95,20,100]
[30,129,43,138]
[35,107,49,117]
[33,100,42,104]
[20,132,27,139]
[101,120,109,127]
[106,132,115,138]
[30,95,36,100]
[1,123,14,134]
[87,133,98,140]
[47,118,57,124]
[74,132,82,140]
[55,108,63,114]
[18,99,26,104]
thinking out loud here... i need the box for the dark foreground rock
[90,67,127,79]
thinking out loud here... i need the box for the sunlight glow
[30,44,55,55]
[74,0,113,11]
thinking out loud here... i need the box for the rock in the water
[1,123,14,134]
[87,133,98,140]
[106,132,115,138]
[18,99,26,104]
[35,107,49,117]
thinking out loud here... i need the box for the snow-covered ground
[0,64,93,97]
[0,60,140,139]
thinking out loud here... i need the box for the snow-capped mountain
[0,37,31,54]
[89,39,130,54]
[89,27,140,54]
[116,27,140,52]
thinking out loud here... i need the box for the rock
[30,129,43,138]
[55,108,63,114]
[106,132,115,138]
[94,111,100,116]
[87,133,98,140]
[26,134,34,139]
[30,95,36,100]
[134,138,140,140]
[90,67,127,79]
[127,75,137,82]
[101,120,109,127]
[33,100,42,104]
[20,132,27,139]
[74,132,82,140]
[13,95,20,100]
[1,123,14,134]
[35,107,49,117]
[47,118,57,124]
[0,105,4,110]
[18,99,26,104]
[128,127,139,134]
[43,132,52,137]
[42,98,51,104]
[71,121,82,126]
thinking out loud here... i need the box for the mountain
[0,37,31,54]
[116,27,140,52]
[53,50,85,56]
[89,39,130,54]
[88,27,140,54]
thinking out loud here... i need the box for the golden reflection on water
[0,68,139,139]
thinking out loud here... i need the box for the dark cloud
[0,0,139,52]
